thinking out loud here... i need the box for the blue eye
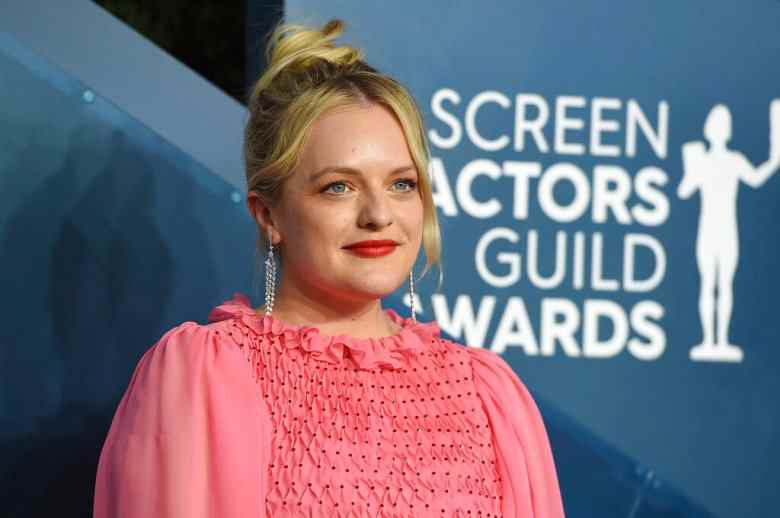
[394,179,418,191]
[322,181,349,194]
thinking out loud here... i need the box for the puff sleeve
[468,347,565,518]
[93,322,271,518]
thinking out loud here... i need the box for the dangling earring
[409,269,417,322]
[264,235,276,316]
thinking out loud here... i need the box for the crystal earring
[264,235,276,316]
[409,269,417,322]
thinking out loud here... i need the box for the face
[704,105,731,145]
[250,103,424,305]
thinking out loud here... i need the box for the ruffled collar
[207,292,440,371]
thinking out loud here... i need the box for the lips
[343,239,399,249]
[342,239,399,258]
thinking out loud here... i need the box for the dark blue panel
[0,31,256,516]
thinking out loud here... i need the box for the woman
[93,18,564,518]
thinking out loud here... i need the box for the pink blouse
[94,293,564,517]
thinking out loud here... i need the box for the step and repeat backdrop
[1,1,777,517]
[286,2,780,517]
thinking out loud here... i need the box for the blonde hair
[244,18,443,288]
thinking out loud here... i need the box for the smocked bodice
[208,293,503,517]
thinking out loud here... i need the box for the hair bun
[266,18,363,73]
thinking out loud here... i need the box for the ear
[247,191,280,245]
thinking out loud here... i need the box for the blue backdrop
[1,1,777,517]
[285,3,780,517]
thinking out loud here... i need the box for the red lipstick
[342,239,399,258]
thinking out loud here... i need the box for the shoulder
[465,346,519,382]
[147,317,247,353]
[114,319,261,437]
[434,337,516,376]
[133,320,252,389]
[730,150,752,168]
[141,320,217,360]
[435,338,536,402]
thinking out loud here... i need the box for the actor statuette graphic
[678,100,780,362]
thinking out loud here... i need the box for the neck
[259,274,401,339]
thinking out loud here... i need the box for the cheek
[294,210,350,252]
[412,199,425,231]
[402,203,425,246]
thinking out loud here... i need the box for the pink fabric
[93,322,271,517]
[207,293,436,371]
[94,293,563,517]
[469,348,565,518]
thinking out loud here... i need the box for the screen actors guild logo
[678,100,780,362]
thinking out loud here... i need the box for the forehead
[299,103,413,173]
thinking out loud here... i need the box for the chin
[344,276,405,298]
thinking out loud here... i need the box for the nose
[357,189,393,229]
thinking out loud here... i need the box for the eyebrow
[309,164,416,183]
